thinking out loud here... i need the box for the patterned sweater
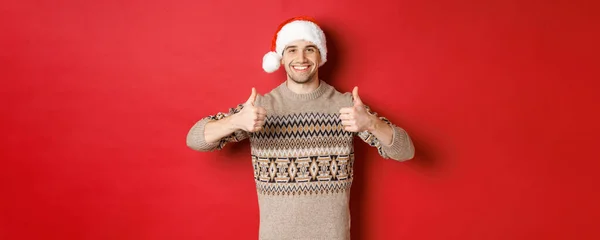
[187,81,414,240]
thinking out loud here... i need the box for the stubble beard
[287,71,317,84]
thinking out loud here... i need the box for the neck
[285,76,320,94]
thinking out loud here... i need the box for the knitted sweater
[187,81,414,240]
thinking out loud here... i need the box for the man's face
[281,40,321,84]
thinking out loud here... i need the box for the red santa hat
[262,16,328,73]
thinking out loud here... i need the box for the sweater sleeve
[356,106,415,161]
[186,104,249,152]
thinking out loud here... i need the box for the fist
[339,86,375,132]
[233,88,267,132]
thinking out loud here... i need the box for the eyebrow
[284,45,318,51]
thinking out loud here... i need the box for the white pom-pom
[262,51,281,73]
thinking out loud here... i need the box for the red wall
[2,0,598,239]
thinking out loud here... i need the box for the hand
[232,88,267,132]
[339,87,375,132]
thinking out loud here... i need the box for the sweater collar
[277,80,331,101]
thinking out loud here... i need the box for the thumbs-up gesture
[232,88,267,132]
[339,87,375,132]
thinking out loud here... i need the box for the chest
[250,112,354,157]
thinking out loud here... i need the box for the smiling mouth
[292,65,310,72]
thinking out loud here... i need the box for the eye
[306,48,315,53]
[287,49,296,53]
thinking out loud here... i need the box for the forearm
[203,116,242,144]
[367,116,394,146]
[186,115,242,151]
[367,116,415,161]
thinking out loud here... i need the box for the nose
[298,51,307,62]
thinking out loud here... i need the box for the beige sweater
[187,81,414,240]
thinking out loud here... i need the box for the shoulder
[255,86,281,107]
[324,83,353,107]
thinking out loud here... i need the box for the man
[186,16,415,240]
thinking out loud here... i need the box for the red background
[1,0,599,239]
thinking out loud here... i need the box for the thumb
[245,87,257,105]
[352,86,363,106]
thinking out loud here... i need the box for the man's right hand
[232,88,267,132]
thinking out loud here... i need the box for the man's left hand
[339,86,375,132]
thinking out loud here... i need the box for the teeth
[294,66,307,70]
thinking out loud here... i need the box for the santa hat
[262,16,327,73]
